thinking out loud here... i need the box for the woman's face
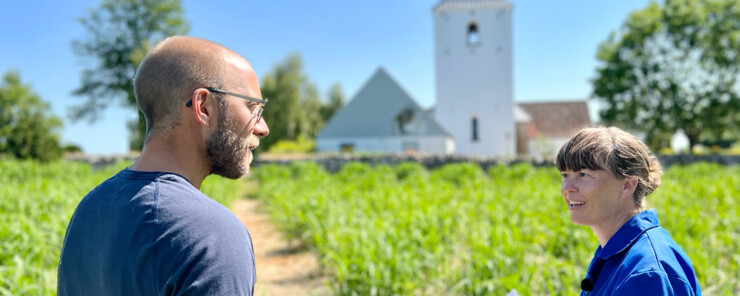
[560,168,627,228]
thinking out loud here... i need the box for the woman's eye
[580,172,588,177]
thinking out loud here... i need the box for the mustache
[245,136,259,150]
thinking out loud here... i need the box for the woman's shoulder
[624,226,688,270]
[618,227,699,294]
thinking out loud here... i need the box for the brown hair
[134,36,230,142]
[556,127,662,207]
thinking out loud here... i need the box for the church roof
[518,101,591,138]
[433,0,512,12]
[316,68,451,139]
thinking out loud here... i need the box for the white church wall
[433,1,515,158]
[316,136,454,155]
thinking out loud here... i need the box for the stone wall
[253,154,740,173]
[254,154,549,173]
[65,153,139,169]
[657,155,740,167]
[65,153,740,172]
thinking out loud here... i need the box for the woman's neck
[592,209,640,248]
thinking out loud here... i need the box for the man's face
[206,52,268,179]
[206,99,261,179]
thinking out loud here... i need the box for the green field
[0,160,241,295]
[252,162,740,295]
[1,160,738,295]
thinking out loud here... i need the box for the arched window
[471,116,479,141]
[467,22,480,47]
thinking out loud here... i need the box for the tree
[0,70,63,161]
[592,0,740,152]
[259,54,344,152]
[321,83,345,123]
[299,83,324,139]
[259,54,305,151]
[70,0,189,151]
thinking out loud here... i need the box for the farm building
[315,68,454,155]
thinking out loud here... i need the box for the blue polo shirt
[581,210,701,296]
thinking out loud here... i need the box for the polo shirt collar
[596,209,660,259]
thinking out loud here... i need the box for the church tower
[433,0,514,157]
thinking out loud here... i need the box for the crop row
[251,162,740,295]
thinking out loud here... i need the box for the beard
[206,108,252,179]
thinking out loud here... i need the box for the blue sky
[0,0,652,154]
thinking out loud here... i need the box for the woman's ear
[621,176,639,200]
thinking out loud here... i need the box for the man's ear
[190,89,213,127]
[621,176,639,200]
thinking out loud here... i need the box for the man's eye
[580,172,588,177]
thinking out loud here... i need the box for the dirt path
[232,198,329,296]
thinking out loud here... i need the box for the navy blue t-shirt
[58,169,256,296]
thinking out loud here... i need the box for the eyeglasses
[186,87,268,124]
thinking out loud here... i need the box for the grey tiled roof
[316,68,451,139]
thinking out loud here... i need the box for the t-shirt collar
[595,209,660,259]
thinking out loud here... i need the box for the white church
[316,0,591,158]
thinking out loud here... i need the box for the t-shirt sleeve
[614,270,696,296]
[169,230,256,296]
[155,194,256,295]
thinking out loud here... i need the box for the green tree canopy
[0,70,63,161]
[259,54,345,152]
[321,82,346,123]
[593,0,740,152]
[71,0,189,151]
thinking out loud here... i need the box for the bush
[266,135,315,154]
[0,70,63,162]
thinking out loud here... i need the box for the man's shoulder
[143,173,255,288]
[155,175,239,226]
[120,173,255,296]
[147,173,250,249]
[82,169,243,235]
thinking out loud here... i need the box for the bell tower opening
[467,22,480,47]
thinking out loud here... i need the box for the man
[58,36,269,295]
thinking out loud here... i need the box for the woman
[556,127,701,296]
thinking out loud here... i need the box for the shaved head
[134,36,241,141]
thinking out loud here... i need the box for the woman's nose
[561,178,576,194]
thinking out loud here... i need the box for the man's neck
[129,134,209,189]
